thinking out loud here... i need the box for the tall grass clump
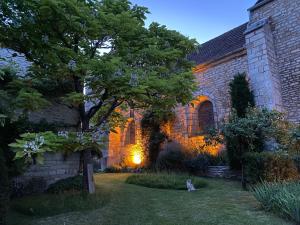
[252,182,300,224]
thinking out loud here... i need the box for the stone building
[107,0,300,167]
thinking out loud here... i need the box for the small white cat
[186,179,196,192]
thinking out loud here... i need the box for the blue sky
[131,0,257,43]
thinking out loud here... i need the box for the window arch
[190,100,215,136]
[198,100,215,133]
[125,120,136,145]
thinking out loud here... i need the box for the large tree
[0,0,197,192]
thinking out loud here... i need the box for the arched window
[125,121,136,145]
[190,100,215,136]
[198,100,215,133]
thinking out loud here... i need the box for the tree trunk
[82,119,95,194]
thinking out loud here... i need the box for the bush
[104,165,123,173]
[252,182,300,224]
[243,152,299,183]
[156,142,187,171]
[126,173,207,190]
[293,156,300,173]
[184,153,210,175]
[46,176,83,194]
[229,73,254,118]
[223,109,287,170]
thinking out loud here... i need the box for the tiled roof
[188,23,248,65]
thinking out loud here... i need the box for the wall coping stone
[244,18,270,35]
[248,0,275,12]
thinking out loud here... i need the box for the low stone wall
[15,152,80,188]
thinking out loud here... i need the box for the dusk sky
[131,0,257,43]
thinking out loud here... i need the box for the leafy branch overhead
[0,0,198,130]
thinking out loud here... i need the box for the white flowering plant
[9,131,64,164]
[9,130,106,164]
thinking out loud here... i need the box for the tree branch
[86,89,108,119]
[94,99,123,127]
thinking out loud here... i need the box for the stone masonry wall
[249,0,300,123]
[245,19,283,111]
[17,152,80,186]
[167,54,248,152]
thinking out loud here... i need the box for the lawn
[8,173,292,225]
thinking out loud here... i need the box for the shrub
[243,152,299,183]
[223,108,286,170]
[156,142,187,171]
[252,182,300,224]
[126,173,207,190]
[208,151,228,166]
[229,73,254,118]
[184,153,210,175]
[47,176,83,194]
[141,110,174,167]
[293,156,300,173]
[104,165,123,173]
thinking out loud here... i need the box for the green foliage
[222,108,286,169]
[47,176,83,194]
[229,73,254,117]
[293,156,300,173]
[141,110,175,166]
[243,152,299,183]
[156,142,187,172]
[0,0,197,132]
[252,181,300,224]
[11,192,107,218]
[0,0,197,193]
[290,126,300,155]
[104,165,123,173]
[184,153,210,175]
[9,131,104,165]
[0,67,49,119]
[9,131,64,164]
[126,173,207,190]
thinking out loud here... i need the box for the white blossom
[114,69,123,77]
[129,72,139,87]
[42,34,49,43]
[58,131,69,139]
[68,60,77,71]
[76,132,84,143]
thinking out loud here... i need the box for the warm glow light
[133,153,142,165]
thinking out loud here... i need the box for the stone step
[206,166,241,179]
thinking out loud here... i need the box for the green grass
[10,192,108,217]
[8,173,292,225]
[126,173,207,190]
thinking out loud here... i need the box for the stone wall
[28,100,80,126]
[16,152,80,186]
[245,18,283,111]
[165,54,248,153]
[248,0,300,123]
